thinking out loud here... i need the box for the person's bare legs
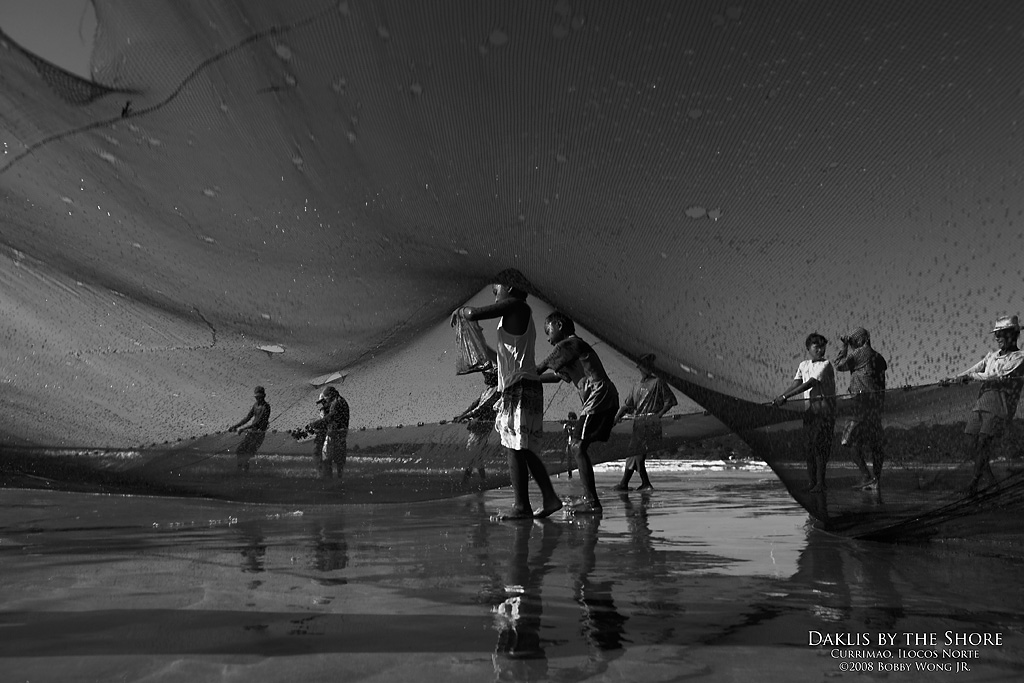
[636,459,654,490]
[522,449,563,518]
[968,435,998,494]
[504,448,533,518]
[614,465,634,491]
[849,441,873,486]
[870,444,885,485]
[574,442,602,512]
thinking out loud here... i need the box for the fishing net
[2,1,1024,538]
[666,373,1024,540]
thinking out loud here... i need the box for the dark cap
[254,385,266,396]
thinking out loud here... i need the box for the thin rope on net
[0,411,734,506]
[5,372,1022,542]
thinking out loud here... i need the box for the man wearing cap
[228,386,271,472]
[835,328,888,489]
[613,354,678,491]
[305,386,350,479]
[955,315,1024,495]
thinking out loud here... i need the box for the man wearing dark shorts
[537,311,619,513]
[229,386,271,472]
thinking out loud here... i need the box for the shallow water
[2,469,1023,682]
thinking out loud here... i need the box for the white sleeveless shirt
[496,312,539,391]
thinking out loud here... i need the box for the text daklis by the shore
[809,631,1003,647]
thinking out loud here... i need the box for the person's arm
[834,342,852,371]
[307,402,339,432]
[537,338,577,376]
[974,353,1024,383]
[773,378,812,406]
[536,371,563,383]
[956,357,988,380]
[656,381,678,418]
[615,388,636,423]
[230,406,255,431]
[454,297,523,324]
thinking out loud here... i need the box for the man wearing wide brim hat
[954,315,1024,495]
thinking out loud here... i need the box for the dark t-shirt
[836,345,887,394]
[245,401,271,431]
[309,397,349,432]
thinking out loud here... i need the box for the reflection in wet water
[1,473,1024,680]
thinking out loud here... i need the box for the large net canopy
[2,1,1023,539]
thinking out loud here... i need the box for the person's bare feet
[500,506,534,520]
[534,499,564,519]
[571,498,603,515]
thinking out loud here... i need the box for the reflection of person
[305,386,349,479]
[236,523,267,573]
[537,311,620,514]
[453,365,501,484]
[790,529,903,631]
[309,521,349,584]
[564,514,627,678]
[835,328,888,489]
[773,333,836,492]
[228,386,271,472]
[454,283,562,519]
[491,520,560,681]
[953,315,1024,495]
[613,353,677,491]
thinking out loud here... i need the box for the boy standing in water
[773,334,836,492]
[229,386,271,472]
[454,282,562,519]
[613,353,677,491]
[536,311,619,514]
[453,364,501,485]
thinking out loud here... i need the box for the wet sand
[2,468,1024,682]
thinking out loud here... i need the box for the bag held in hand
[454,317,492,375]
